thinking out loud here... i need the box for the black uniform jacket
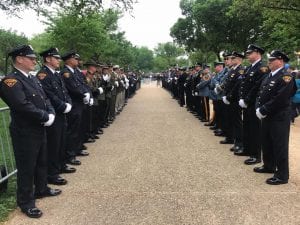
[37,66,72,114]
[256,68,297,116]
[0,68,54,129]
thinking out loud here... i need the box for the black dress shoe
[97,129,104,134]
[244,157,261,165]
[266,177,288,185]
[61,166,76,174]
[210,126,217,130]
[21,207,43,218]
[77,151,89,157]
[35,188,62,199]
[85,138,95,143]
[67,158,81,165]
[204,123,214,126]
[48,176,67,185]
[230,145,236,152]
[201,119,209,122]
[215,132,226,137]
[253,166,275,173]
[81,145,87,150]
[220,139,234,144]
[234,148,249,156]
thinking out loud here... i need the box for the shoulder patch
[282,75,292,83]
[3,78,17,87]
[63,72,70,78]
[37,73,47,80]
[260,67,269,73]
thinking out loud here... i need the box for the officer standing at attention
[254,50,296,185]
[239,44,270,164]
[37,47,76,186]
[61,51,90,166]
[0,45,61,218]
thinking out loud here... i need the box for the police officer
[254,50,296,185]
[61,51,90,166]
[37,48,76,186]
[238,44,270,163]
[0,45,61,218]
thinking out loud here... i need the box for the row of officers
[162,44,297,186]
[0,45,141,218]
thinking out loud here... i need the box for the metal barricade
[0,107,16,185]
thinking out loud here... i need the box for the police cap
[61,51,80,61]
[40,47,61,59]
[231,51,245,59]
[8,45,37,58]
[268,50,290,62]
[214,62,225,67]
[245,44,265,55]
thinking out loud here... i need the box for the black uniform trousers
[81,105,91,143]
[221,103,234,140]
[105,97,111,122]
[185,90,193,110]
[10,126,48,210]
[213,100,221,128]
[261,109,290,180]
[178,87,185,106]
[98,100,107,126]
[194,96,202,116]
[231,103,243,147]
[66,101,84,158]
[243,105,261,158]
[46,113,67,178]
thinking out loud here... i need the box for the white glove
[125,82,129,89]
[256,108,266,120]
[89,98,94,106]
[63,103,72,113]
[98,87,104,94]
[184,83,187,87]
[214,87,218,94]
[222,96,230,105]
[115,81,119,87]
[120,80,125,85]
[103,75,109,81]
[174,77,178,80]
[83,93,90,104]
[111,86,114,91]
[239,99,247,108]
[44,114,55,126]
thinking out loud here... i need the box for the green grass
[0,177,16,222]
[0,104,16,222]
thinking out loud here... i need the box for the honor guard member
[0,45,61,218]
[177,67,188,107]
[84,60,102,139]
[192,63,203,118]
[37,47,76,186]
[210,62,226,131]
[61,51,90,166]
[221,52,245,150]
[239,44,270,164]
[254,50,296,185]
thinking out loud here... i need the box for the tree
[0,0,136,14]
[0,29,28,74]
[171,0,264,60]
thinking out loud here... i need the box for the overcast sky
[0,0,182,50]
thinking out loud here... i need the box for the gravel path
[4,82,300,225]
